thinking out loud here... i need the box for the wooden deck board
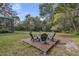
[20,38,59,52]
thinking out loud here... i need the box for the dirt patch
[65,42,78,51]
[64,41,79,55]
[18,33,79,56]
[51,33,79,56]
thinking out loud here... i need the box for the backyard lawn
[0,31,79,56]
[0,32,45,56]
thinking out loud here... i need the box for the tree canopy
[39,3,79,32]
[1,3,79,33]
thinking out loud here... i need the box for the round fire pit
[41,33,48,42]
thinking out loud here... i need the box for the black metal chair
[29,32,34,41]
[29,32,40,42]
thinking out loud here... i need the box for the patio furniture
[29,32,37,42]
[50,32,56,41]
[20,32,59,54]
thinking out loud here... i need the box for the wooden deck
[20,38,59,53]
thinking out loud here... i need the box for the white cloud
[12,3,23,14]
[12,3,21,10]
[12,3,26,21]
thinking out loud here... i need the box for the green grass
[71,33,79,45]
[0,32,30,55]
[0,31,79,56]
[0,32,46,56]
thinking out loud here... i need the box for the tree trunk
[70,15,77,32]
[10,19,14,32]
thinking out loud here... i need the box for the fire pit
[41,33,48,42]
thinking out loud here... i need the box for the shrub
[74,32,79,35]
[0,28,12,33]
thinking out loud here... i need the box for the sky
[12,3,40,21]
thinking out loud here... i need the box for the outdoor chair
[29,32,36,42]
[36,35,41,42]
[50,32,56,41]
[29,32,40,42]
[47,33,52,40]
[47,32,56,41]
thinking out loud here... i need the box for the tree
[23,14,42,31]
[39,3,58,31]
[39,3,79,32]
[39,3,53,17]
[12,16,20,30]
[54,3,79,32]
[0,3,17,33]
[33,16,42,31]
[0,3,17,17]
[24,14,32,31]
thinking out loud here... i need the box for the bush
[74,32,79,35]
[0,28,12,33]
